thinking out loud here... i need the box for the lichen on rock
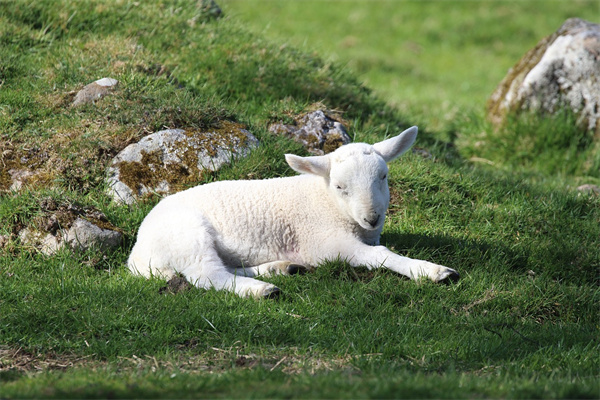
[106,121,259,204]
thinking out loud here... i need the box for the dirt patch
[0,344,362,377]
[33,197,120,234]
[0,347,97,374]
[159,275,193,295]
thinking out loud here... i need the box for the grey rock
[18,201,123,255]
[8,169,36,191]
[19,228,61,255]
[269,109,351,155]
[106,124,259,204]
[65,218,122,252]
[488,18,600,132]
[577,184,600,195]
[72,77,119,107]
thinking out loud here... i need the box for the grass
[224,0,596,128]
[1,0,599,398]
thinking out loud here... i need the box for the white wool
[128,126,458,298]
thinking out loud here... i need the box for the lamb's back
[156,175,343,266]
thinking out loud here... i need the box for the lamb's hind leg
[135,206,279,299]
[233,261,311,277]
[185,267,281,299]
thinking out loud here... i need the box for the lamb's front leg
[342,242,459,283]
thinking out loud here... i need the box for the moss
[322,133,346,154]
[0,143,53,192]
[486,35,551,126]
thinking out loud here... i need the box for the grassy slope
[0,1,599,399]
[224,0,596,123]
[226,0,600,177]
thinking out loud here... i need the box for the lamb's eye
[381,174,387,180]
[334,184,348,195]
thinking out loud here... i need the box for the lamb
[128,126,459,298]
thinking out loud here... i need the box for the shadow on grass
[381,231,528,276]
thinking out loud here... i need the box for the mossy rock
[17,198,122,255]
[269,107,351,155]
[106,122,259,204]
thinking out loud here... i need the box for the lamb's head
[285,126,418,231]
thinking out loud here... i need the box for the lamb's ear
[285,154,330,178]
[373,126,418,162]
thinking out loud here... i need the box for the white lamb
[128,126,459,298]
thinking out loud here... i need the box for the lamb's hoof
[263,286,281,299]
[438,269,460,284]
[286,263,309,275]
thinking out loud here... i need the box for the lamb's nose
[364,215,380,228]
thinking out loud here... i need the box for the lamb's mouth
[359,219,383,231]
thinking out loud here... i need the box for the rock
[412,147,433,159]
[106,122,259,204]
[64,218,122,252]
[0,234,8,249]
[8,169,36,191]
[17,200,122,255]
[487,18,600,133]
[199,0,222,19]
[269,109,351,155]
[577,184,600,195]
[18,228,60,255]
[72,77,119,107]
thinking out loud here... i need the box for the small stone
[8,169,35,191]
[64,218,122,252]
[17,202,122,255]
[72,77,119,107]
[19,228,62,255]
[95,77,118,87]
[577,184,600,195]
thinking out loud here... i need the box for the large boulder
[487,18,600,133]
[107,122,259,204]
[269,108,351,155]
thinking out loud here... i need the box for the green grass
[1,0,599,398]
[223,0,596,127]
